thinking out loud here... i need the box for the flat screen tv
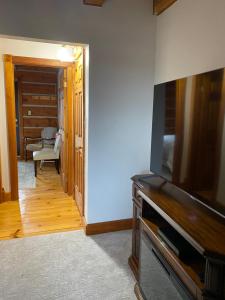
[150,67,225,216]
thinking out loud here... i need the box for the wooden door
[4,55,18,201]
[58,68,68,192]
[74,48,85,216]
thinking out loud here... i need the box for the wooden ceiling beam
[83,0,105,7]
[153,0,177,15]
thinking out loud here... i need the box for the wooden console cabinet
[129,174,225,300]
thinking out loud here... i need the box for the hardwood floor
[0,162,83,240]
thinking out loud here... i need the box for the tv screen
[150,67,225,216]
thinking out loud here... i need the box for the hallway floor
[0,162,83,240]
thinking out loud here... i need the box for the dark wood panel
[15,70,57,83]
[21,83,56,95]
[22,106,57,117]
[23,128,43,138]
[23,95,57,106]
[23,117,57,128]
[153,0,177,15]
[15,65,58,73]
[83,0,105,6]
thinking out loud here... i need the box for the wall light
[57,45,75,62]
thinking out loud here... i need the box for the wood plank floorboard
[0,163,83,240]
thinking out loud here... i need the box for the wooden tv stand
[129,174,225,300]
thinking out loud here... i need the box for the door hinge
[64,81,67,88]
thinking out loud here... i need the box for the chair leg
[34,161,37,177]
[55,160,60,174]
[25,149,27,161]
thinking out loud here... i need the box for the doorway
[2,48,86,238]
[15,65,60,189]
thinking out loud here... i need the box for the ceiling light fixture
[57,45,75,62]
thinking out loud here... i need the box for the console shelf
[129,174,225,300]
[142,217,204,296]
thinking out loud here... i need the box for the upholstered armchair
[33,133,62,177]
[24,127,57,161]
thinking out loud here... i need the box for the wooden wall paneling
[21,82,56,94]
[18,81,24,158]
[23,128,43,138]
[153,0,177,15]
[83,0,105,6]
[17,68,58,159]
[15,70,57,83]
[23,95,57,106]
[4,55,19,201]
[23,117,57,128]
[22,106,58,117]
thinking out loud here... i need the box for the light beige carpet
[0,230,136,300]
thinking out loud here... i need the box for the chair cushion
[43,144,54,149]
[26,143,42,152]
[33,148,58,161]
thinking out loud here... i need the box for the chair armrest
[42,138,56,141]
[24,137,42,145]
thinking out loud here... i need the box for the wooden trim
[12,56,73,68]
[153,0,177,15]
[85,218,133,235]
[83,0,105,7]
[4,55,19,201]
[4,54,74,202]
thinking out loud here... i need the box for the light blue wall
[0,0,156,223]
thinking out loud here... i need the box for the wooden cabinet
[129,187,142,279]
[129,174,225,300]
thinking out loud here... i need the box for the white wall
[155,0,225,84]
[0,0,156,224]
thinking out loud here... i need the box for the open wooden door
[74,48,85,216]
[58,69,68,192]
